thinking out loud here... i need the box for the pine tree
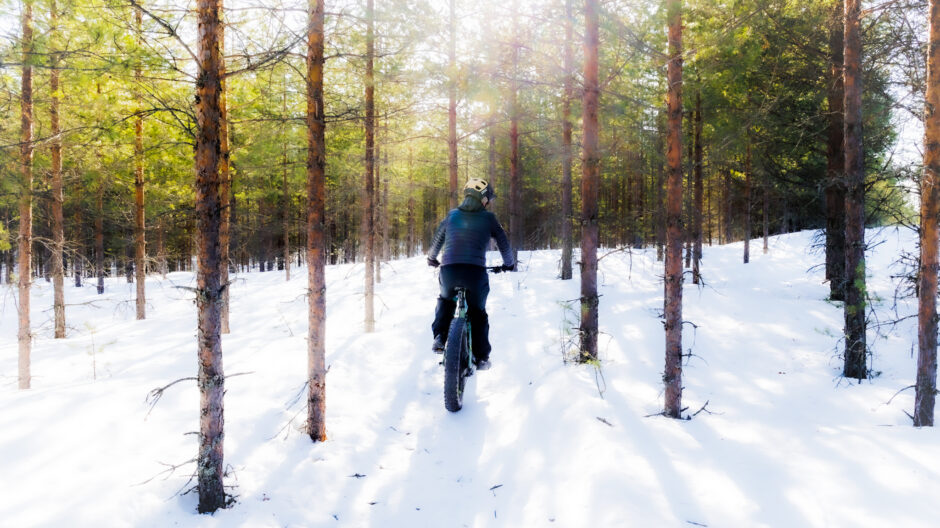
[663,0,684,418]
[915,0,940,427]
[306,0,327,442]
[579,0,600,360]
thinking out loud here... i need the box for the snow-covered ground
[1,227,937,527]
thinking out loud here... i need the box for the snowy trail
[1,228,939,527]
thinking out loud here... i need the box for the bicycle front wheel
[443,317,468,412]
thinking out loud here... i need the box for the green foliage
[0,0,919,270]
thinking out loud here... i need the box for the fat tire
[444,317,467,412]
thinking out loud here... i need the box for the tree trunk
[684,112,693,269]
[283,118,290,282]
[656,138,665,260]
[744,137,751,264]
[407,146,416,256]
[157,220,168,278]
[74,199,83,287]
[692,91,703,284]
[375,140,382,283]
[842,0,866,380]
[220,8,232,334]
[448,0,458,209]
[509,8,522,265]
[50,0,66,338]
[363,0,375,332]
[663,0,684,418]
[579,0,600,360]
[306,0,327,441]
[915,0,940,426]
[762,181,769,253]
[18,0,34,390]
[96,176,105,295]
[134,4,146,320]
[195,0,226,513]
[724,170,732,243]
[826,0,847,301]
[706,173,712,246]
[560,0,574,280]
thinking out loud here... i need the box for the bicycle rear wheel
[443,317,468,412]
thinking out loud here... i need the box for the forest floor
[1,227,938,527]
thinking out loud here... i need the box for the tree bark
[18,0,34,389]
[509,6,522,265]
[219,6,232,334]
[762,180,769,253]
[306,0,327,441]
[915,0,940,427]
[375,140,382,283]
[74,198,83,287]
[363,0,375,332]
[50,0,66,338]
[560,0,574,280]
[843,0,867,380]
[579,0,599,360]
[195,0,226,513]
[282,99,291,282]
[744,137,751,264]
[133,3,146,320]
[826,0,847,301]
[663,0,684,419]
[724,170,732,243]
[96,174,105,295]
[692,91,703,284]
[448,0,458,209]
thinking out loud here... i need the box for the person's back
[430,205,513,268]
[427,179,513,370]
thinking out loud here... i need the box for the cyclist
[427,178,514,370]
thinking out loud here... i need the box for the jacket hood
[457,196,485,212]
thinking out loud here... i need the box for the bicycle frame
[453,288,473,367]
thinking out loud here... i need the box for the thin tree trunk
[684,111,693,269]
[306,0,327,441]
[663,0,684,419]
[843,0,866,380]
[375,140,382,283]
[579,0,599,360]
[50,0,66,338]
[724,170,732,243]
[134,3,146,320]
[283,116,290,282]
[96,175,105,295]
[826,0,847,301]
[407,146,416,256]
[18,0,34,389]
[195,0,226,512]
[762,181,769,253]
[382,149,389,265]
[560,0,574,280]
[363,0,375,332]
[219,7,232,334]
[509,5,522,264]
[157,220,167,278]
[692,91,703,284]
[706,171,712,246]
[74,199,83,287]
[448,0,458,209]
[915,0,940,426]
[656,138,665,260]
[744,138,751,264]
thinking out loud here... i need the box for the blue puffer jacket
[429,198,514,268]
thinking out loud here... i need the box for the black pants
[431,264,491,361]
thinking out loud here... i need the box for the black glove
[501,263,516,272]
[427,257,440,268]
